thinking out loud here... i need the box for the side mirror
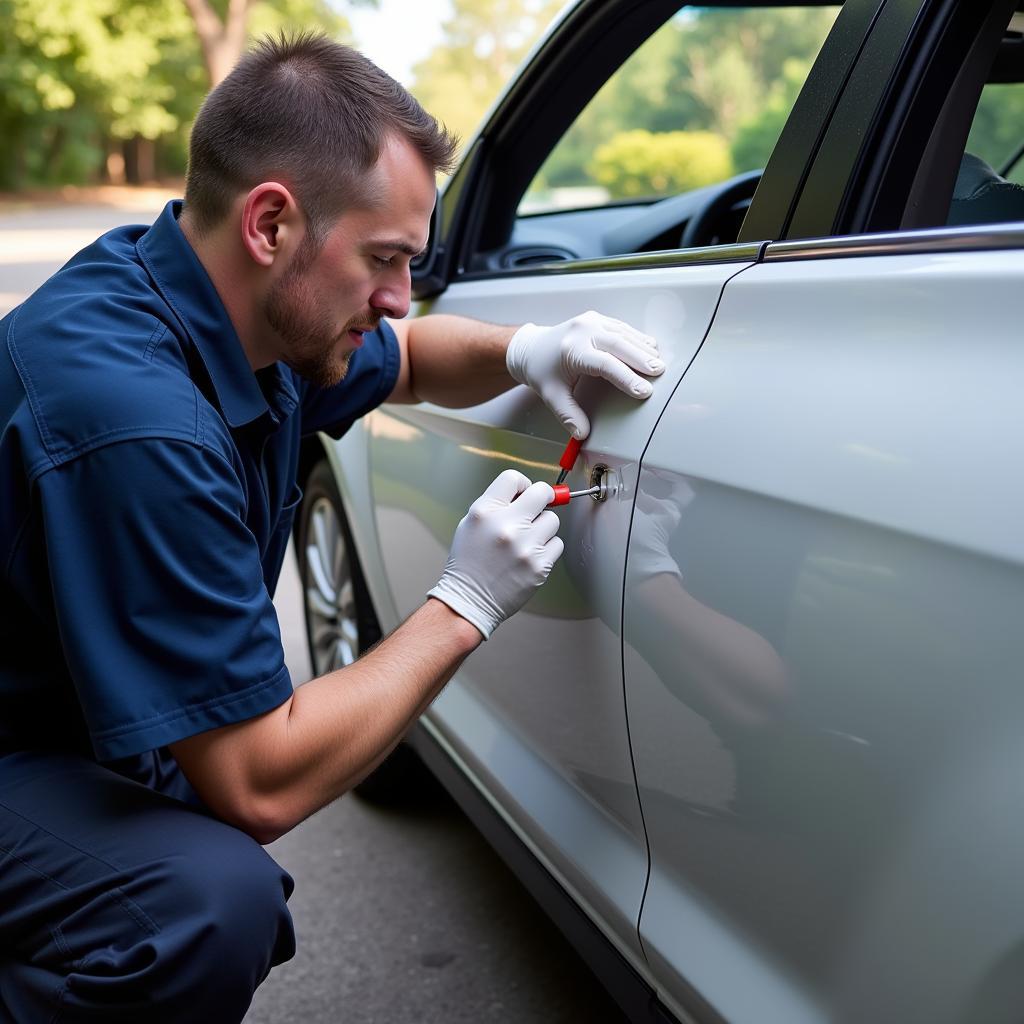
[411,189,447,300]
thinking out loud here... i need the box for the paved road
[0,196,629,1024]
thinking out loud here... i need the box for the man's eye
[372,255,393,269]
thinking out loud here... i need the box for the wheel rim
[304,496,360,675]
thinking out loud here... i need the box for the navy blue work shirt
[0,200,399,765]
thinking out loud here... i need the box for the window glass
[964,83,1024,187]
[947,12,1024,227]
[519,5,841,215]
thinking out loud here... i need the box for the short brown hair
[184,33,458,241]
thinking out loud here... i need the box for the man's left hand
[505,311,665,439]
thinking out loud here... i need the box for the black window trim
[740,0,889,241]
[786,0,1021,240]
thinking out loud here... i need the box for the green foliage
[520,6,1024,212]
[0,0,197,188]
[523,7,840,209]
[965,83,1024,181]
[409,0,565,154]
[8,0,1024,206]
[591,129,733,199]
[0,0,357,190]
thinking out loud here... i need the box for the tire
[296,459,423,802]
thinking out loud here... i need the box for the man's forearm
[268,599,480,826]
[171,598,481,844]
[406,314,518,407]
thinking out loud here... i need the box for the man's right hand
[427,469,564,639]
[173,470,562,843]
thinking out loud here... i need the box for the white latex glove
[505,310,665,439]
[427,470,564,639]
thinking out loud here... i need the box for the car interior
[948,11,1024,226]
[468,2,834,272]
[456,1,1024,280]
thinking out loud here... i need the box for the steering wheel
[679,170,763,249]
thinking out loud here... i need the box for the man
[0,34,663,1021]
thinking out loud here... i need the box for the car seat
[947,151,1024,226]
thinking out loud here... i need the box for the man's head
[182,34,457,387]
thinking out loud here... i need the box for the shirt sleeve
[300,319,401,438]
[36,437,294,760]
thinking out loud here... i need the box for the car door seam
[623,258,762,976]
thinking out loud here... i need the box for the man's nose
[370,269,411,320]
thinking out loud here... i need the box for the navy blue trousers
[0,750,295,1022]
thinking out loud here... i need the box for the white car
[296,1,1024,1021]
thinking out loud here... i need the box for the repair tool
[554,436,583,485]
[548,483,601,507]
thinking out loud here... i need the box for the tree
[182,0,359,87]
[0,0,367,190]
[528,7,840,205]
[0,0,196,188]
[183,0,254,86]
[409,0,564,153]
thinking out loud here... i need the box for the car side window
[948,12,1024,228]
[519,6,841,219]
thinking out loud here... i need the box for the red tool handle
[559,436,583,473]
[548,484,572,507]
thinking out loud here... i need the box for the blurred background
[3,0,1021,208]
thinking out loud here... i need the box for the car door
[625,2,1024,1021]
[361,0,849,981]
[367,258,747,965]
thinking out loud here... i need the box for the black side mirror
[411,189,447,300]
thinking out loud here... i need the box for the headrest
[953,152,1005,201]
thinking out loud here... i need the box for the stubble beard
[264,240,357,390]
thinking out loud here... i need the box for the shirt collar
[136,200,294,428]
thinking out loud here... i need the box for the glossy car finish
[303,1,1024,1020]
[367,260,754,967]
[627,247,1024,1022]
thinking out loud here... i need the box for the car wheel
[297,458,423,802]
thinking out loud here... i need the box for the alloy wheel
[304,496,360,675]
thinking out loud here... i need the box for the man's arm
[386,310,665,440]
[171,470,561,845]
[387,314,516,407]
[171,598,479,845]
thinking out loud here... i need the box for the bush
[590,129,734,199]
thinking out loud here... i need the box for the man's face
[264,135,436,389]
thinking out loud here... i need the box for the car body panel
[364,261,752,965]
[626,248,1024,1022]
[307,1,1024,1018]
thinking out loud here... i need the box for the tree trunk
[123,138,140,185]
[44,123,67,184]
[106,142,126,186]
[136,137,156,183]
[3,121,27,191]
[182,0,253,87]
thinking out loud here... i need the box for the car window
[947,11,1024,227]
[964,83,1024,186]
[519,5,841,216]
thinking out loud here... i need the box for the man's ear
[240,183,302,268]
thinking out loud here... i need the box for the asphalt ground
[0,192,630,1024]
